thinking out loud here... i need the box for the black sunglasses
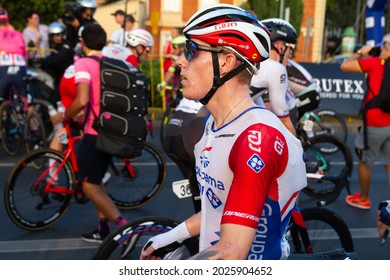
[184,39,229,62]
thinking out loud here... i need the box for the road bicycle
[4,121,167,231]
[301,134,353,199]
[92,170,355,260]
[296,106,348,143]
[0,83,47,156]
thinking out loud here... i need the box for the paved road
[0,117,389,260]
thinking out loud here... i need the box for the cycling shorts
[0,65,27,100]
[77,134,111,185]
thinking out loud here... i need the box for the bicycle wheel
[288,207,354,253]
[24,109,47,153]
[4,149,75,231]
[31,98,54,143]
[311,108,348,142]
[302,135,353,199]
[0,100,21,155]
[93,217,199,260]
[106,142,166,210]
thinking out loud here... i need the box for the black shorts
[0,66,27,100]
[77,134,111,185]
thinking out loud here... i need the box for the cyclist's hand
[140,222,190,260]
[50,112,63,125]
[72,110,85,124]
[157,82,166,92]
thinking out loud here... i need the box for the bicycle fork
[290,209,314,254]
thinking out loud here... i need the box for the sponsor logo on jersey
[206,187,222,209]
[280,73,286,84]
[215,134,235,138]
[274,136,285,155]
[200,147,212,168]
[247,154,265,173]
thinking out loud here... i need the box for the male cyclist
[141,4,307,260]
[250,18,298,135]
[102,28,153,68]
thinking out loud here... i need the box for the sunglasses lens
[184,40,197,61]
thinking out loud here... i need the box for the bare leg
[358,160,371,201]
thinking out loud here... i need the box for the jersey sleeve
[222,123,289,229]
[266,64,290,117]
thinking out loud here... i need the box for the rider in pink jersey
[0,8,28,100]
[141,4,307,260]
[66,23,128,243]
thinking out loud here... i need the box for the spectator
[109,14,135,46]
[111,9,125,26]
[141,4,307,260]
[40,22,75,104]
[0,8,28,100]
[65,23,128,243]
[340,34,390,210]
[22,10,50,60]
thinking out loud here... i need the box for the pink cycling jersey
[0,29,27,65]
[74,54,103,135]
[194,106,307,260]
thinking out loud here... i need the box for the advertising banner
[300,63,366,115]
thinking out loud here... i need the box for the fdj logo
[247,154,265,173]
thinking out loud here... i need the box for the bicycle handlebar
[288,248,357,260]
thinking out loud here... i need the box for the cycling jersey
[194,106,307,260]
[74,54,103,135]
[250,59,295,117]
[101,44,138,67]
[0,28,27,99]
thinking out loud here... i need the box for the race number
[172,179,192,199]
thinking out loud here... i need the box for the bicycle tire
[311,108,348,142]
[24,109,47,153]
[31,98,54,143]
[107,142,167,210]
[0,100,21,156]
[4,149,75,231]
[302,135,353,199]
[93,216,199,260]
[288,207,354,253]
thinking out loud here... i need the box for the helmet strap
[271,43,288,64]
[200,52,248,105]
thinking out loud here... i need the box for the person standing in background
[109,14,135,46]
[22,10,50,61]
[340,34,390,210]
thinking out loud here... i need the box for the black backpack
[88,56,148,158]
[365,58,390,113]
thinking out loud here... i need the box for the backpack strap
[84,55,103,125]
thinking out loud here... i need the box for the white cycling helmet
[125,29,154,48]
[183,3,270,69]
[183,4,270,105]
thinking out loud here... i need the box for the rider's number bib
[172,179,192,199]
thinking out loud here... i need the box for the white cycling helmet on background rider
[182,3,271,105]
[125,29,154,48]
